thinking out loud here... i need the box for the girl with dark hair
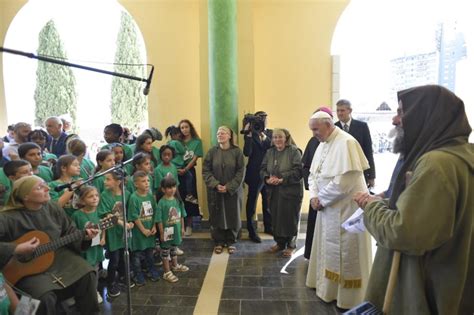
[153,145,178,200]
[18,142,54,183]
[156,176,189,282]
[93,150,115,193]
[178,119,203,236]
[134,134,160,169]
[165,126,196,204]
[126,153,153,193]
[71,185,105,303]
[48,154,82,217]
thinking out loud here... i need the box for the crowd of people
[0,84,472,314]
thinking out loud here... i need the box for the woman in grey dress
[203,126,245,254]
[261,128,303,257]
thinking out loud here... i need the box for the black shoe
[250,234,262,243]
[107,284,121,298]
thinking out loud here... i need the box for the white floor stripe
[193,250,230,315]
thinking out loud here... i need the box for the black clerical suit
[302,136,320,259]
[335,119,375,184]
[243,129,273,237]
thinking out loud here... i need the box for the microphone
[54,182,74,192]
[143,66,154,96]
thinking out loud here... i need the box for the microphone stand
[0,46,154,315]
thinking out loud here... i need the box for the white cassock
[305,126,373,309]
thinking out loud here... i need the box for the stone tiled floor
[98,236,341,315]
[218,239,340,315]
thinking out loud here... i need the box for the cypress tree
[111,11,148,133]
[34,19,77,129]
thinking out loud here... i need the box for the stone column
[208,0,238,145]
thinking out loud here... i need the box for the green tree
[34,19,77,129]
[111,11,148,133]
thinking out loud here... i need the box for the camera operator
[242,111,273,243]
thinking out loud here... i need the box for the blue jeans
[107,249,125,285]
[132,248,157,279]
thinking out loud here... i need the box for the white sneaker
[97,291,103,304]
[176,247,184,256]
[184,227,192,236]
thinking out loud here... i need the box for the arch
[3,0,147,144]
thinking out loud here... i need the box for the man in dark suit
[44,116,68,157]
[243,111,272,243]
[335,99,376,188]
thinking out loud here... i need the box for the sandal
[214,245,224,254]
[282,248,295,258]
[162,271,179,283]
[228,246,236,254]
[171,264,189,272]
[269,244,282,253]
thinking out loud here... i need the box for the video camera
[240,113,266,135]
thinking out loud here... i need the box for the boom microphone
[143,66,154,96]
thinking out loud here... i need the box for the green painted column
[208,0,238,146]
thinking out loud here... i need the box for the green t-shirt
[168,140,186,168]
[48,180,77,217]
[156,197,186,247]
[0,273,11,315]
[93,175,106,194]
[0,169,11,206]
[128,192,158,251]
[97,189,130,252]
[153,163,179,191]
[71,210,105,266]
[42,151,57,162]
[80,158,95,180]
[183,138,203,165]
[34,165,54,183]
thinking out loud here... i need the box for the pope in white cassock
[305,111,372,309]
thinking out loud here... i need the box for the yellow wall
[0,0,348,217]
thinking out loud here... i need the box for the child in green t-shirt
[93,150,116,193]
[126,153,154,194]
[71,185,105,303]
[97,171,133,298]
[153,145,179,200]
[128,171,160,286]
[18,142,53,183]
[1,160,33,205]
[156,176,188,283]
[165,126,197,204]
[48,155,82,217]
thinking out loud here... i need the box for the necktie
[343,124,349,132]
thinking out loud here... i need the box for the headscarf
[389,85,472,208]
[1,175,44,211]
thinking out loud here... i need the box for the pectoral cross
[50,273,66,288]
